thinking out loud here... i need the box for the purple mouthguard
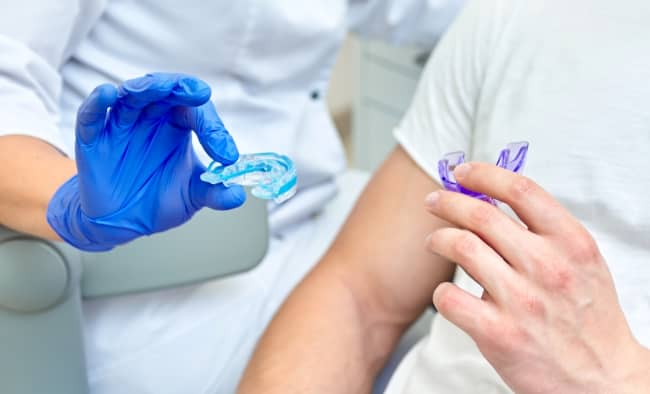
[437,141,529,205]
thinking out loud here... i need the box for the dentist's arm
[0,0,87,239]
[0,1,92,240]
[0,135,75,239]
[239,146,456,393]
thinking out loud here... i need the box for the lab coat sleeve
[392,0,508,182]
[0,1,95,155]
[347,0,467,48]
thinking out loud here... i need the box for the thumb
[169,101,239,165]
[76,84,118,145]
[189,172,247,211]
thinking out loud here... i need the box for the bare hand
[425,162,650,393]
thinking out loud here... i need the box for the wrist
[0,135,76,240]
[46,175,114,252]
[617,344,650,393]
[593,339,650,394]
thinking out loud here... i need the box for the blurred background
[328,35,429,172]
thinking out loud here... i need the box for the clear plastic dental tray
[200,152,298,204]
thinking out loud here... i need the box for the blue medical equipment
[201,153,298,204]
[47,73,246,252]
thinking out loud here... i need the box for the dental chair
[0,190,269,394]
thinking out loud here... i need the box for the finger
[426,227,519,303]
[425,190,532,271]
[114,73,211,127]
[75,83,118,145]
[433,282,499,340]
[139,76,212,121]
[452,162,579,236]
[167,75,212,106]
[169,101,239,165]
[189,171,246,210]
[112,73,178,126]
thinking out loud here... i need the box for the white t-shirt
[388,0,650,392]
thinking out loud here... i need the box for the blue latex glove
[47,73,246,252]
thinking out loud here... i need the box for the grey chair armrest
[0,190,269,394]
[0,228,88,394]
[82,190,269,298]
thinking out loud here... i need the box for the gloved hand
[47,73,246,252]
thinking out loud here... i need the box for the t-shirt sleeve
[0,1,86,155]
[393,0,508,182]
[347,0,466,48]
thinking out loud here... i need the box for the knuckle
[469,204,498,228]
[453,232,477,258]
[519,294,546,318]
[567,232,600,263]
[543,264,574,292]
[509,177,535,203]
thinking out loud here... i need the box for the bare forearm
[0,135,75,239]
[239,147,456,393]
[240,262,393,393]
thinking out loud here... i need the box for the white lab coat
[0,1,463,392]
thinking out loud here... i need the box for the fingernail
[224,143,239,163]
[454,163,471,180]
[209,133,239,164]
[178,77,210,98]
[425,191,440,207]
[178,77,199,93]
[124,75,153,92]
[424,233,433,246]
